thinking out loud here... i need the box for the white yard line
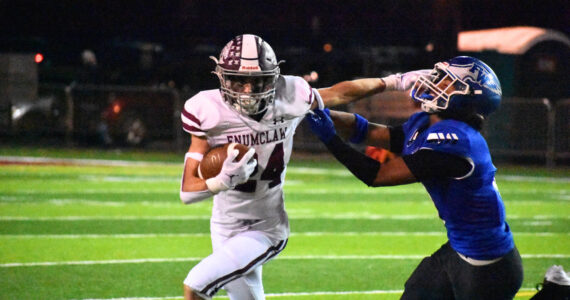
[2,156,569,182]
[77,288,539,300]
[0,231,566,239]
[3,254,569,268]
[1,214,568,221]
[0,156,179,167]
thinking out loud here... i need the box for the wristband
[381,74,399,91]
[185,152,204,162]
[349,113,369,144]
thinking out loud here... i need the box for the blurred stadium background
[0,1,569,299]
[0,0,568,165]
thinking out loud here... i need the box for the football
[198,143,250,179]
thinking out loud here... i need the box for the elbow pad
[180,189,213,204]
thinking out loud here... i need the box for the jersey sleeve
[294,76,315,114]
[274,76,314,117]
[181,91,220,136]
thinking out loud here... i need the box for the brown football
[198,143,250,179]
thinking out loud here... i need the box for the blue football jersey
[401,112,514,260]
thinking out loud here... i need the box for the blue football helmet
[410,56,502,117]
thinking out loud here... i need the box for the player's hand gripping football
[382,69,435,92]
[205,145,257,193]
[305,108,336,144]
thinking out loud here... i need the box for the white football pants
[184,230,287,299]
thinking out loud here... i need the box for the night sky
[1,0,568,49]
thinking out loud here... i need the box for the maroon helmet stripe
[182,109,201,126]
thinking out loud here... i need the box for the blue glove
[304,108,336,143]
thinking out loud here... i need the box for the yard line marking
[79,175,176,182]
[498,175,570,183]
[3,254,569,268]
[1,231,566,239]
[0,156,179,167]
[76,288,539,299]
[3,190,567,196]
[80,290,406,300]
[288,167,570,182]
[0,233,211,239]
[0,216,212,221]
[1,214,569,221]
[3,156,569,183]
[288,189,427,194]
[0,257,203,267]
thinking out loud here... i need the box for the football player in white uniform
[179,34,416,300]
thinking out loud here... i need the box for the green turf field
[0,150,568,299]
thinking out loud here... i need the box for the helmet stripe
[239,34,261,71]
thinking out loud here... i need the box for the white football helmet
[211,34,282,116]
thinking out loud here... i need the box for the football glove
[382,69,434,92]
[305,108,336,144]
[205,146,257,193]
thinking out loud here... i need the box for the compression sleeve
[388,125,405,154]
[325,135,381,186]
[402,149,473,180]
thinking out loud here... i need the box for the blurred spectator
[77,49,101,84]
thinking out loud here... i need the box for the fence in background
[484,98,569,167]
[62,84,183,148]
[294,97,570,166]
[3,84,569,166]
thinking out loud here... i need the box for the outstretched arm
[304,109,416,186]
[304,109,473,187]
[311,70,433,109]
[328,110,392,150]
[315,78,386,108]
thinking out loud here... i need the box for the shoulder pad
[420,120,472,157]
[273,75,313,117]
[181,90,222,136]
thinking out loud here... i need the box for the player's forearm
[329,110,357,140]
[329,110,391,148]
[180,153,213,204]
[180,171,214,204]
[319,78,386,107]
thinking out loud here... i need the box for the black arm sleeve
[388,125,405,154]
[402,149,473,181]
[325,135,381,186]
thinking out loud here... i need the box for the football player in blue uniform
[305,56,523,299]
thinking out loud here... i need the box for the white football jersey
[181,75,315,240]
